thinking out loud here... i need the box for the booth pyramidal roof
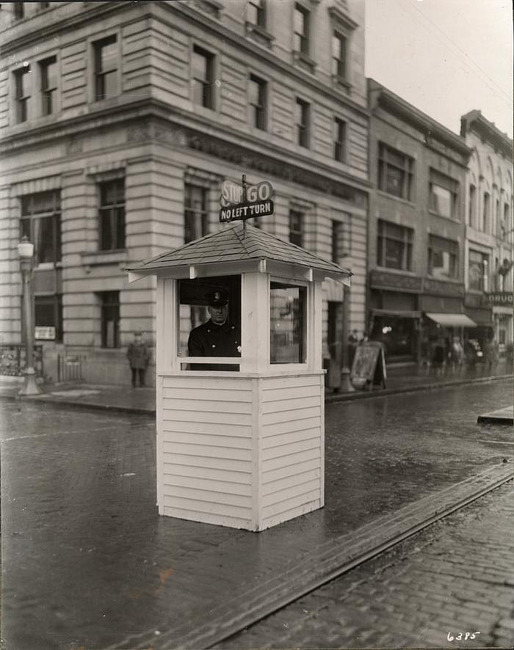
[127,222,352,282]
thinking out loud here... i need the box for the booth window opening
[177,276,241,371]
[270,281,307,364]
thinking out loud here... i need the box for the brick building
[460,110,513,354]
[367,79,472,364]
[0,0,370,385]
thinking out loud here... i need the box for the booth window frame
[269,275,309,368]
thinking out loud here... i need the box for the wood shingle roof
[127,222,352,280]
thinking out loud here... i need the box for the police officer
[188,289,241,371]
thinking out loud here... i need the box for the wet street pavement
[1,380,513,649]
[217,480,514,649]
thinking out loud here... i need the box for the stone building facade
[460,110,513,354]
[0,0,369,385]
[367,79,472,364]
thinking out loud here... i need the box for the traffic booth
[128,217,351,531]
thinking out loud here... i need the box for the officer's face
[208,304,229,324]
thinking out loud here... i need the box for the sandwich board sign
[350,341,387,390]
[219,175,274,224]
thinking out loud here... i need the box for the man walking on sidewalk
[127,331,150,388]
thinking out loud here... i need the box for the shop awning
[426,313,477,327]
[371,309,421,319]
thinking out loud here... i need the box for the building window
[94,35,118,101]
[468,250,489,292]
[20,191,62,265]
[377,219,413,271]
[99,179,125,250]
[192,45,214,109]
[294,4,310,56]
[332,32,346,79]
[38,2,51,9]
[331,218,351,262]
[427,235,458,280]
[495,198,501,237]
[429,169,458,219]
[248,74,266,130]
[270,282,307,364]
[35,295,63,342]
[378,143,414,201]
[468,184,476,227]
[334,117,346,162]
[13,2,24,19]
[502,203,510,239]
[40,56,57,116]
[100,291,120,348]
[289,210,304,247]
[184,184,209,243]
[14,66,31,123]
[295,98,310,148]
[482,192,490,232]
[247,0,266,27]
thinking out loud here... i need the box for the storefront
[487,292,513,354]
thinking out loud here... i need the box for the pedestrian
[348,329,359,368]
[188,289,241,371]
[483,335,499,372]
[127,331,150,388]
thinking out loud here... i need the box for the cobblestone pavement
[1,380,513,649]
[217,480,514,649]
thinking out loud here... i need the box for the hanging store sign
[486,292,513,306]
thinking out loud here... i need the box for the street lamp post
[18,236,42,396]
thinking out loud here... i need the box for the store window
[35,295,63,342]
[40,56,57,116]
[192,45,214,109]
[20,191,62,265]
[378,143,414,201]
[93,35,118,101]
[249,74,267,130]
[270,281,306,364]
[294,4,310,56]
[14,66,31,123]
[498,315,509,346]
[429,169,458,219]
[376,220,413,271]
[289,210,304,247]
[427,235,459,280]
[13,2,24,19]
[100,291,120,348]
[468,249,489,292]
[99,178,125,250]
[184,184,209,243]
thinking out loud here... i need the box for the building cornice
[0,97,372,198]
[368,78,472,160]
[461,110,513,160]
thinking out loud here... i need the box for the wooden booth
[128,223,351,531]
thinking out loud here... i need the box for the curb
[2,374,511,415]
[105,462,514,650]
[325,373,512,404]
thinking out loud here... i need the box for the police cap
[207,289,229,307]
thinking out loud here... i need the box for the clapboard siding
[159,375,255,526]
[259,374,323,525]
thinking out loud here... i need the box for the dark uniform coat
[127,341,150,369]
[188,320,241,371]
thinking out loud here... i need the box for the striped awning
[426,313,477,328]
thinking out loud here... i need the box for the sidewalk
[0,361,511,415]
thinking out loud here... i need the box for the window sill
[428,209,459,222]
[81,250,128,267]
[245,22,274,46]
[377,190,415,207]
[293,51,316,74]
[375,266,417,276]
[332,75,351,93]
